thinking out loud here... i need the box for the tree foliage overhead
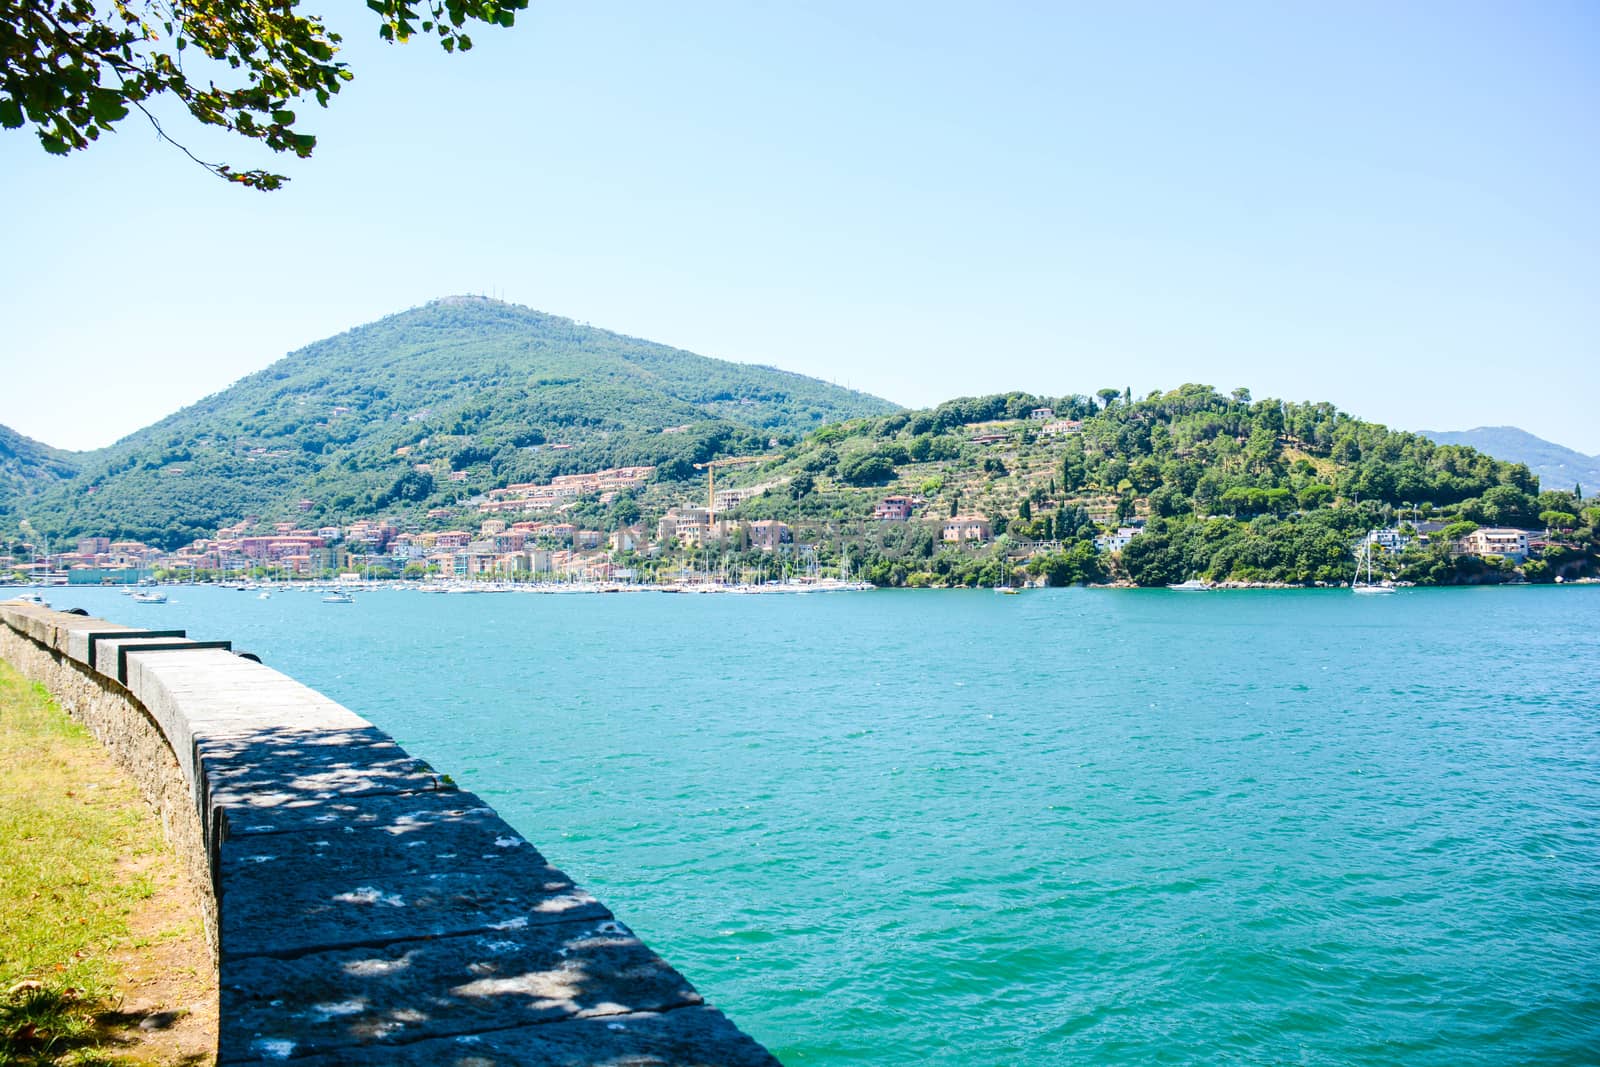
[0,0,526,188]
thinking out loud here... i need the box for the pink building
[873,496,915,522]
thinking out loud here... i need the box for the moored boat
[1352,535,1397,594]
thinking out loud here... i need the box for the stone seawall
[0,599,781,1066]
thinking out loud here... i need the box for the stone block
[199,727,448,815]
[91,634,200,678]
[218,793,551,883]
[63,623,141,665]
[219,861,609,960]
[222,1006,783,1066]
[218,919,700,1060]
[2,604,57,645]
[222,787,499,838]
[124,655,380,806]
[135,659,325,701]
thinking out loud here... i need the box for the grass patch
[0,658,167,1065]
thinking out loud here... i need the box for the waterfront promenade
[0,598,779,1065]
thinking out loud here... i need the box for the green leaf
[86,90,129,125]
[0,99,23,129]
[272,109,296,124]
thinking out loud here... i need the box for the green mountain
[0,423,81,519]
[13,297,898,547]
[1420,427,1600,497]
[701,385,1594,587]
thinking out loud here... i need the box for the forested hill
[0,423,80,520]
[13,297,898,547]
[709,385,1578,587]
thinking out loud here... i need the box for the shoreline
[6,577,1598,597]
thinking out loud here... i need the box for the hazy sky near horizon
[2,2,1596,453]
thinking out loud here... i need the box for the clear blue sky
[2,1,1596,452]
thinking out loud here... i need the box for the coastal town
[2,458,1588,591]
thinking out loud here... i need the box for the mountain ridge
[4,296,898,546]
[0,423,81,522]
[1420,426,1600,496]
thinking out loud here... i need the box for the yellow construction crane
[693,455,772,519]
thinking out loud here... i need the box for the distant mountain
[0,423,80,519]
[1420,427,1600,496]
[16,297,898,547]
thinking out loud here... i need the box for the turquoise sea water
[36,585,1600,1063]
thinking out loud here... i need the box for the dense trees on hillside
[1,299,893,548]
[0,425,80,526]
[746,383,1585,588]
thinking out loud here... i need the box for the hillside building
[1095,526,1143,553]
[874,496,916,522]
[1457,527,1532,561]
[747,520,792,552]
[1041,419,1084,436]
[1361,527,1414,554]
[942,515,993,543]
[658,507,711,544]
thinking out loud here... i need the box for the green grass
[0,659,162,1065]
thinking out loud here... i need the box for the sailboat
[1351,536,1396,595]
[994,563,1020,595]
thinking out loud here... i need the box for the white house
[1094,527,1142,553]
